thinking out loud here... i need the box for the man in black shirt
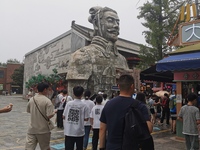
[99,74,153,150]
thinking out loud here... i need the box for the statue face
[100,11,120,42]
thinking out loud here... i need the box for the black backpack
[122,100,154,150]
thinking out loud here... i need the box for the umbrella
[155,91,169,97]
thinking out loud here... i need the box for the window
[0,70,4,78]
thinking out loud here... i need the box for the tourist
[132,88,138,99]
[56,90,68,128]
[169,90,177,134]
[90,95,104,150]
[82,90,95,150]
[178,93,200,150]
[27,88,33,101]
[102,93,109,105]
[160,93,170,126]
[147,94,156,124]
[25,82,56,150]
[99,74,153,149]
[63,86,90,150]
[136,92,151,120]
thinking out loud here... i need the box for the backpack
[122,100,154,150]
[169,96,176,109]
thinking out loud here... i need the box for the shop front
[156,47,200,139]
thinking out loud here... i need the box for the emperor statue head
[88,6,120,43]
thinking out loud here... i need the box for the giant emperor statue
[66,6,130,96]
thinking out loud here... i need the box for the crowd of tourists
[22,74,200,150]
[135,90,177,134]
[25,82,112,150]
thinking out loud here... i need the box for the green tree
[25,68,64,89]
[0,62,6,66]
[136,45,158,70]
[7,59,20,63]
[11,64,24,90]
[137,0,184,69]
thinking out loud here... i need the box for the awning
[156,51,200,72]
[140,65,174,82]
[170,43,200,54]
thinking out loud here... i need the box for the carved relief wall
[23,34,72,94]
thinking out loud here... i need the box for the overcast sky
[0,0,147,63]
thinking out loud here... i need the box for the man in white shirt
[63,86,90,150]
[82,90,95,150]
[90,95,104,150]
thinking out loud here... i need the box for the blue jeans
[83,126,91,149]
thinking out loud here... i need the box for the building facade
[0,63,22,95]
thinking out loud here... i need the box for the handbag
[33,96,55,130]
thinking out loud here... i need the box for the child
[90,95,104,150]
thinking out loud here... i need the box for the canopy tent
[156,51,200,72]
[140,65,174,82]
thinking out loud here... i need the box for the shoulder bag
[33,96,55,130]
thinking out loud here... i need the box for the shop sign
[179,20,200,46]
[176,94,182,103]
[111,85,119,91]
[174,71,200,81]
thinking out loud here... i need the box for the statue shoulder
[72,45,93,56]
[67,45,93,80]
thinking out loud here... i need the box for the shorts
[150,108,155,114]
[170,112,177,120]
[25,132,51,150]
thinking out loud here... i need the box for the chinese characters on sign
[180,20,200,45]
[185,24,200,41]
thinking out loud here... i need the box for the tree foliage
[0,62,6,66]
[0,59,21,67]
[25,68,64,90]
[7,58,21,63]
[136,45,158,70]
[137,0,184,69]
[11,64,24,90]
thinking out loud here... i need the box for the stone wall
[23,34,72,95]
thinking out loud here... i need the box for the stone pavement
[0,95,187,150]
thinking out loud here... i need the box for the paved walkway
[0,95,186,150]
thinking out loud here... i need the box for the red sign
[174,71,200,81]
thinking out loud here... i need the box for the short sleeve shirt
[148,98,155,109]
[82,99,95,126]
[90,105,104,129]
[27,94,55,134]
[178,105,200,135]
[63,99,90,136]
[100,96,150,149]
